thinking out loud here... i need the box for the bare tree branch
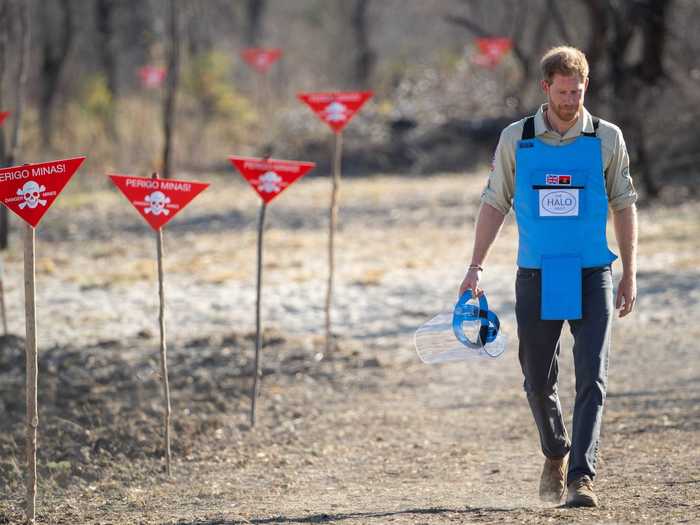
[547,0,572,43]
[352,0,375,88]
[444,9,537,107]
[443,14,490,37]
[39,0,74,148]
[246,0,266,46]
[96,0,119,140]
[0,0,8,165]
[162,0,180,179]
[9,0,30,166]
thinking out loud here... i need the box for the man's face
[541,73,588,123]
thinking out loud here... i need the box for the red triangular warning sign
[0,157,86,228]
[473,37,512,68]
[109,174,209,231]
[0,112,9,125]
[297,91,373,134]
[229,156,315,204]
[138,66,166,88]
[241,48,282,74]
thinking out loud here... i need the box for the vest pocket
[541,254,582,320]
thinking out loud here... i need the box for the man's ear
[540,79,549,94]
[584,76,590,91]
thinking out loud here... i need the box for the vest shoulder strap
[521,116,536,140]
[581,117,600,137]
[522,114,600,139]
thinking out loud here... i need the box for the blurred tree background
[0,0,697,203]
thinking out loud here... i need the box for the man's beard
[549,100,580,123]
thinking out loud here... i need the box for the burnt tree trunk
[351,0,375,89]
[0,1,9,169]
[8,0,29,168]
[604,0,672,199]
[162,0,180,179]
[39,0,73,149]
[96,0,118,140]
[577,0,608,107]
[0,0,31,249]
[246,0,266,46]
[185,1,213,56]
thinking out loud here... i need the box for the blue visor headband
[452,290,500,351]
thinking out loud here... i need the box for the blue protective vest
[514,116,617,320]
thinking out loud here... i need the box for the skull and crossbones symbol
[324,101,349,122]
[258,171,282,193]
[144,191,171,215]
[17,181,47,209]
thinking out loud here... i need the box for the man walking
[459,46,638,507]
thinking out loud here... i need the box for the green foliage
[182,51,254,122]
[46,460,72,473]
[81,74,114,121]
[178,50,259,157]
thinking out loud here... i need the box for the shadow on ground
[175,505,529,524]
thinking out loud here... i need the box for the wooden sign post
[0,156,86,524]
[229,156,315,426]
[297,91,372,357]
[241,48,282,143]
[110,172,209,475]
[23,221,37,523]
[154,185,172,476]
[0,257,8,334]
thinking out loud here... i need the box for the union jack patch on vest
[545,174,572,185]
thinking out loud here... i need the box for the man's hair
[540,46,589,84]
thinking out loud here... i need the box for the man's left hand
[615,274,637,317]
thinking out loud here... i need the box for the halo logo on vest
[539,189,579,216]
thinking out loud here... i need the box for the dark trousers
[515,266,613,482]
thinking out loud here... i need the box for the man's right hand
[458,267,483,298]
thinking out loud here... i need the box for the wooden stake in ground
[156,222,172,475]
[109,172,209,470]
[297,91,373,358]
[0,257,7,335]
[229,156,315,427]
[241,48,282,155]
[153,173,173,476]
[0,157,86,525]
[251,201,267,426]
[325,132,343,356]
[24,223,37,524]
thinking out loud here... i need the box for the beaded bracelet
[468,264,484,272]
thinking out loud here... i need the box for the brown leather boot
[566,475,599,507]
[539,454,568,503]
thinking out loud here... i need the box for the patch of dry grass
[351,268,386,287]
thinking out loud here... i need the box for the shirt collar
[535,104,594,139]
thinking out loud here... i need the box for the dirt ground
[0,172,698,524]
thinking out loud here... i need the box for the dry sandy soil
[0,172,698,524]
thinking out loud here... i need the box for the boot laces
[572,476,593,490]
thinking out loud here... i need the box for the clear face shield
[414,290,507,363]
